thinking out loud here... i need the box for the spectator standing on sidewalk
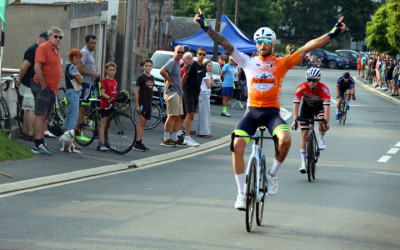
[159,46,185,147]
[392,60,399,96]
[220,56,236,117]
[361,53,367,79]
[381,60,387,91]
[181,47,207,147]
[15,31,48,141]
[30,27,64,155]
[375,55,383,88]
[197,61,214,137]
[77,35,102,127]
[357,54,363,77]
[133,59,154,152]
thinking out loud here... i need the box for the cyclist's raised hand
[194,8,210,31]
[327,16,346,39]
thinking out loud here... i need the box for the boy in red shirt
[97,62,118,151]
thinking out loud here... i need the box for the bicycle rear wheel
[0,96,11,138]
[256,155,267,226]
[341,100,347,125]
[306,133,314,182]
[131,101,162,130]
[75,110,97,146]
[56,87,68,120]
[246,157,257,232]
[106,111,136,154]
[16,95,24,133]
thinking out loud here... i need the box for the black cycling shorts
[299,102,325,130]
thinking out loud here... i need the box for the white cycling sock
[269,159,281,176]
[235,173,245,194]
[347,99,351,105]
[300,149,306,167]
[185,136,191,140]
[336,108,339,115]
[319,132,326,141]
[164,132,170,140]
[172,132,178,141]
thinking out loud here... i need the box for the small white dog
[59,128,81,154]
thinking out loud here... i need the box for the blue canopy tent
[173,14,257,54]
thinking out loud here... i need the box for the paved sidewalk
[354,76,400,105]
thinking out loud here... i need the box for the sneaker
[347,104,350,111]
[267,173,278,195]
[31,144,54,155]
[160,138,176,147]
[44,145,55,154]
[234,193,246,210]
[221,112,231,117]
[335,114,339,120]
[44,130,56,138]
[142,143,150,151]
[299,165,306,174]
[184,137,200,147]
[319,139,326,150]
[97,144,108,152]
[172,138,186,147]
[133,142,147,152]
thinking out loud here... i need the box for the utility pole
[223,0,227,14]
[213,0,223,61]
[235,0,239,26]
[115,0,138,94]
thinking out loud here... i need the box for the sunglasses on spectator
[53,35,63,40]
[256,38,272,45]
[198,53,206,56]
[307,78,318,83]
[177,51,184,54]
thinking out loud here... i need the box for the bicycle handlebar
[230,130,279,156]
[294,117,327,130]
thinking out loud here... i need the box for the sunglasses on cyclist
[256,38,273,45]
[307,78,318,83]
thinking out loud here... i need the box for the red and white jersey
[293,81,331,106]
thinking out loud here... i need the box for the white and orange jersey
[231,48,302,109]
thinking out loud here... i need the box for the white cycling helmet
[306,68,321,79]
[253,27,276,44]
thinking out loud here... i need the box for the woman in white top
[197,61,214,137]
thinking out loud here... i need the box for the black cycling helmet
[343,72,350,78]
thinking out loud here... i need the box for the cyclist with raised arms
[291,68,331,174]
[335,72,356,120]
[194,9,346,210]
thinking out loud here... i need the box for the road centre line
[387,148,399,154]
[396,142,400,147]
[377,155,391,163]
[368,171,400,176]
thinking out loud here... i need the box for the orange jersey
[232,49,302,108]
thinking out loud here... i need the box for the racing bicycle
[295,117,326,182]
[338,93,348,125]
[231,127,279,232]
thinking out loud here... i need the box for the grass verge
[0,131,34,162]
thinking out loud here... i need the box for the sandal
[19,133,34,141]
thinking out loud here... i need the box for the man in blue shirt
[220,56,236,117]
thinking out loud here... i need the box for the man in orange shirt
[195,9,346,209]
[30,27,63,155]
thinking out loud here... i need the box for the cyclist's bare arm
[298,16,346,58]
[322,105,330,131]
[291,103,300,130]
[194,9,234,55]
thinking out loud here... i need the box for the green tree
[386,0,400,53]
[365,4,398,55]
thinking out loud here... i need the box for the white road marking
[368,171,400,176]
[387,148,399,154]
[377,155,391,163]
[395,142,400,147]
[281,107,292,121]
[331,99,337,104]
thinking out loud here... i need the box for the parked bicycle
[295,117,326,182]
[338,93,348,125]
[131,84,167,130]
[0,77,12,138]
[75,94,136,154]
[47,87,68,136]
[231,127,279,232]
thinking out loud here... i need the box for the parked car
[150,50,175,88]
[310,49,349,69]
[335,49,360,69]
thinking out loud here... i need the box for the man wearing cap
[15,31,49,141]
[220,56,236,117]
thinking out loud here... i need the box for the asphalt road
[1,68,399,249]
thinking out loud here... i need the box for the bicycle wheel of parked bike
[56,87,68,120]
[0,96,11,138]
[340,100,347,125]
[306,133,315,182]
[106,111,136,154]
[256,155,267,226]
[246,157,257,232]
[16,94,24,133]
[75,110,97,146]
[131,101,162,130]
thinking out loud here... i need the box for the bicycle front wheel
[75,110,97,146]
[106,111,136,154]
[0,96,11,138]
[256,155,267,226]
[306,133,314,182]
[131,101,162,130]
[16,95,24,134]
[246,157,257,232]
[341,100,347,125]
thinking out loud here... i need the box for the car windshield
[152,53,174,69]
[211,62,221,75]
[325,51,337,56]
